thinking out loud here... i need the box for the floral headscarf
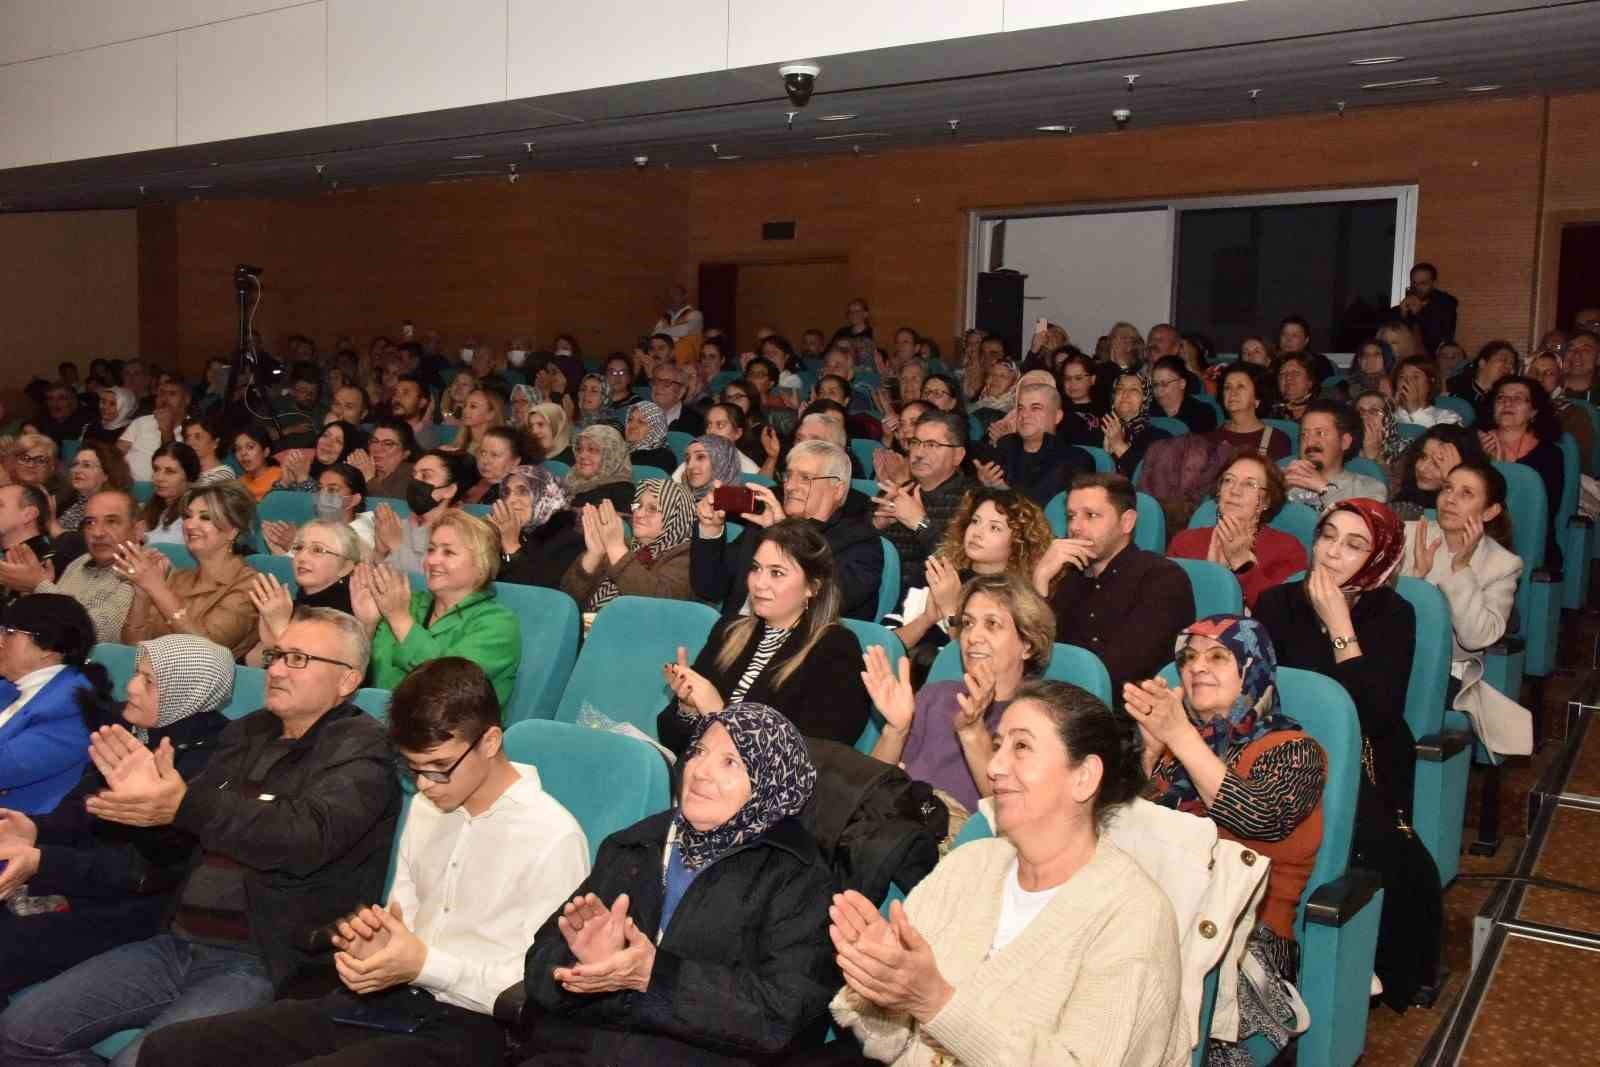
[627,401,670,452]
[132,634,235,741]
[102,387,139,431]
[510,383,543,417]
[564,425,633,496]
[1318,498,1405,593]
[972,359,1020,414]
[575,373,610,429]
[672,702,817,871]
[1149,614,1301,814]
[1113,371,1154,443]
[585,477,696,611]
[500,464,569,536]
[683,434,743,502]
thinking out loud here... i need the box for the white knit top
[831,837,1188,1067]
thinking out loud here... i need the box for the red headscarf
[1319,498,1404,592]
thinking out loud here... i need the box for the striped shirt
[729,625,793,704]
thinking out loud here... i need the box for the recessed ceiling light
[813,131,888,142]
[816,113,857,122]
[1349,56,1406,66]
[186,183,212,190]
[1463,84,1503,93]
[716,154,743,160]
[1361,76,1443,90]
[1036,124,1071,132]
[451,153,485,161]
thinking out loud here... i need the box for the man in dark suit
[1391,261,1459,355]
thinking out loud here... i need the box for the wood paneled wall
[139,91,1600,377]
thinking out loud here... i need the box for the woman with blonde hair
[443,386,506,458]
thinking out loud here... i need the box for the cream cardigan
[831,837,1188,1067]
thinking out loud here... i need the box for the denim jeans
[0,934,273,1067]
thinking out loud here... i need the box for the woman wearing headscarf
[510,383,542,434]
[276,420,368,492]
[674,433,743,503]
[0,594,109,815]
[528,401,575,466]
[1101,370,1171,478]
[515,703,836,1065]
[969,358,1019,439]
[0,634,232,998]
[1349,338,1396,398]
[560,477,696,614]
[500,428,636,590]
[84,387,138,447]
[1253,499,1441,1011]
[574,373,611,431]
[623,400,678,473]
[1127,616,1327,1066]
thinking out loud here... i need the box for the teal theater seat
[666,431,693,461]
[876,538,900,625]
[927,640,1111,705]
[90,642,138,699]
[839,618,904,754]
[245,553,298,592]
[1045,490,1166,554]
[554,596,719,737]
[1168,557,1244,618]
[493,582,580,724]
[257,491,315,526]
[1396,577,1469,885]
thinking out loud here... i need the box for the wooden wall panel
[149,93,1576,380]
[733,259,854,352]
[137,203,178,362]
[1535,92,1600,334]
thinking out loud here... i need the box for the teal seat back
[666,431,694,461]
[739,472,776,489]
[352,687,392,719]
[710,370,740,393]
[132,480,154,504]
[631,465,670,485]
[1198,394,1224,424]
[1168,557,1244,619]
[59,440,81,465]
[492,582,579,724]
[1159,662,1361,932]
[1344,456,1388,484]
[1081,446,1113,473]
[877,538,900,624]
[1263,419,1301,455]
[503,719,672,865]
[463,503,490,517]
[928,641,1112,704]
[246,553,298,592]
[1188,499,1319,555]
[1397,422,1426,443]
[554,596,720,736]
[1150,416,1189,438]
[951,809,994,849]
[1571,400,1600,471]
[849,438,879,475]
[369,495,411,518]
[1494,461,1548,568]
[224,665,267,720]
[1395,577,1451,742]
[840,619,904,754]
[150,542,196,570]
[1435,395,1476,426]
[1556,434,1580,542]
[543,459,570,478]
[850,478,880,499]
[258,491,315,526]
[91,642,139,700]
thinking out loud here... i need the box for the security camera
[507,172,519,184]
[780,62,821,108]
[633,154,649,168]
[1112,108,1132,130]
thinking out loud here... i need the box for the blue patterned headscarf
[1150,614,1301,814]
[673,702,817,871]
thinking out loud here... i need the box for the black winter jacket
[521,811,838,1065]
[167,701,400,988]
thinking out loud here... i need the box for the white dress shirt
[120,415,163,481]
[391,762,590,1014]
[0,663,68,732]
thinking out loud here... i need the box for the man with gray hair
[972,380,1095,506]
[691,439,884,620]
[0,606,400,1067]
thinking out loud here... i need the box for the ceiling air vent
[762,221,796,240]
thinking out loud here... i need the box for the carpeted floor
[1357,613,1600,1066]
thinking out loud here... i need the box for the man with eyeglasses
[14,488,142,642]
[1285,400,1388,510]
[358,417,421,501]
[1390,262,1459,356]
[692,439,883,620]
[138,657,588,1067]
[0,607,400,1066]
[0,484,56,611]
[873,410,973,597]
[651,363,704,436]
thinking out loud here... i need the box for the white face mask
[459,347,476,364]
[313,490,345,520]
[554,348,573,359]
[507,349,528,367]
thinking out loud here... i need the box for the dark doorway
[697,263,739,351]
[1556,222,1600,331]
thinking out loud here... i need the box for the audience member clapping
[561,477,696,615]
[245,519,361,666]
[1167,453,1307,610]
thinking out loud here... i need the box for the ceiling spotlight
[507,162,519,184]
[1349,56,1406,66]
[947,118,960,137]
[523,141,535,156]
[1036,124,1073,132]
[786,110,798,131]
[451,153,484,161]
[314,163,326,178]
[1336,100,1347,116]
[816,113,857,122]
[138,185,147,196]
[1249,89,1262,101]
[716,154,742,161]
[1361,76,1444,90]
[1463,84,1503,93]
[1124,74,1140,91]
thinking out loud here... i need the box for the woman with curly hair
[886,487,1053,683]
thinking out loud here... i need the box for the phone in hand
[712,484,758,516]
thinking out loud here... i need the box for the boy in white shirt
[138,657,589,1067]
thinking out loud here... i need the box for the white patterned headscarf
[135,634,235,734]
[672,702,817,871]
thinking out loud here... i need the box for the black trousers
[137,987,505,1067]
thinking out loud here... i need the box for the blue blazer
[0,668,93,815]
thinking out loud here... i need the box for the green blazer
[369,588,521,709]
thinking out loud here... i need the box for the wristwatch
[1330,634,1355,650]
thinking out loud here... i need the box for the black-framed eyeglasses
[398,730,486,783]
[781,471,840,488]
[261,647,355,671]
[907,437,961,451]
[18,454,51,466]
